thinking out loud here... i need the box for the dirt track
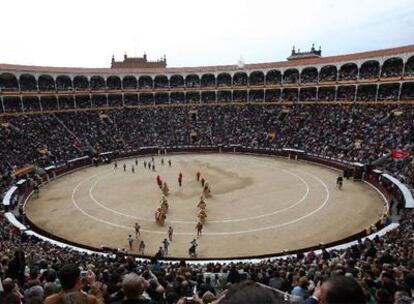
[25,153,384,259]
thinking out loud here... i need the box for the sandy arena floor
[25,153,385,259]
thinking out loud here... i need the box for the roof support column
[354,86,358,102]
[39,96,43,112]
[20,96,24,112]
[397,82,402,101]
[0,95,4,113]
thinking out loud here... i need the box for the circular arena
[25,152,384,259]
[1,37,414,302]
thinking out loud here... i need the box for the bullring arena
[25,153,384,259]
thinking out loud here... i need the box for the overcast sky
[1,0,413,68]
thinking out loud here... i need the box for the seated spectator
[0,278,22,304]
[112,273,153,304]
[304,276,366,304]
[44,264,103,304]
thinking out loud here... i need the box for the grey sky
[1,0,413,68]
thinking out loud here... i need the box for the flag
[391,149,410,160]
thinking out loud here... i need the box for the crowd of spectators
[1,104,414,192]
[1,104,414,303]
[1,200,414,303]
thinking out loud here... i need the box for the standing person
[152,163,156,171]
[196,221,203,238]
[135,159,138,166]
[161,158,164,165]
[201,177,205,187]
[168,226,173,242]
[138,240,145,255]
[156,247,164,259]
[189,239,198,258]
[196,171,201,182]
[156,175,162,188]
[162,238,170,255]
[123,163,126,172]
[33,184,40,199]
[168,159,172,167]
[114,161,118,169]
[178,172,183,187]
[128,234,134,250]
[151,156,154,162]
[134,222,141,238]
[144,160,147,169]
[131,165,135,173]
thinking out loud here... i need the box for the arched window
[265,70,281,85]
[300,68,318,83]
[319,65,337,82]
[0,73,19,90]
[404,56,414,77]
[19,74,37,91]
[359,61,380,80]
[139,76,153,89]
[339,63,358,81]
[122,76,137,89]
[249,71,265,86]
[381,57,403,78]
[233,72,248,86]
[73,76,89,89]
[56,75,72,90]
[154,75,169,88]
[90,76,106,90]
[170,75,184,88]
[185,74,200,88]
[38,75,55,91]
[283,69,299,84]
[217,73,232,87]
[107,76,122,89]
[201,74,215,87]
